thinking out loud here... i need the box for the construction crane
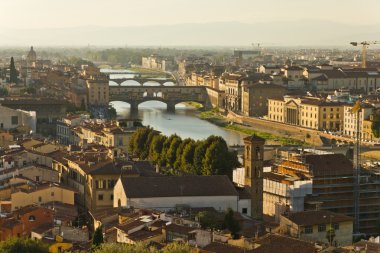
[350,41,380,68]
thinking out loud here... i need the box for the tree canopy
[0,238,48,253]
[128,128,240,177]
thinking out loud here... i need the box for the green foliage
[166,135,182,167]
[21,86,36,95]
[223,208,241,239]
[0,237,49,253]
[9,57,18,84]
[325,227,335,245]
[89,242,190,253]
[128,128,239,176]
[107,106,117,119]
[0,87,8,96]
[92,226,104,247]
[197,211,224,230]
[371,115,380,138]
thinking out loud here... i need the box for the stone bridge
[109,77,176,86]
[109,85,212,113]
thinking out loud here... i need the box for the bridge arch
[162,81,176,86]
[142,81,162,86]
[109,80,120,86]
[120,80,141,86]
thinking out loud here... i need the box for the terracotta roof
[243,135,266,143]
[165,223,196,234]
[253,234,316,253]
[119,175,238,198]
[304,154,354,177]
[201,242,254,253]
[282,210,353,226]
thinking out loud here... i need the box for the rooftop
[119,175,238,198]
[282,210,353,226]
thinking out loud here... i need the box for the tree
[129,127,153,157]
[223,208,241,239]
[180,141,196,174]
[165,135,182,167]
[173,138,192,171]
[193,141,208,174]
[371,115,380,138]
[92,226,104,247]
[141,130,159,160]
[90,242,190,253]
[161,242,191,253]
[197,211,224,230]
[80,98,86,111]
[9,57,18,84]
[325,226,335,245]
[148,135,166,163]
[0,87,8,96]
[0,237,48,253]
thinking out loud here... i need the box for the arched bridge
[109,85,212,113]
[109,77,176,86]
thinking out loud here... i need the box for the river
[110,101,246,145]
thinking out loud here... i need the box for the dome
[27,46,37,62]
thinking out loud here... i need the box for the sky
[0,0,379,28]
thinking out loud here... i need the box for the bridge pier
[130,102,139,116]
[167,103,175,113]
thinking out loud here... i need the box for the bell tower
[243,135,265,219]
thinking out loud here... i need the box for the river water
[104,69,246,145]
[110,101,246,145]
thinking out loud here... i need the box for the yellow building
[11,183,75,211]
[280,210,353,246]
[268,96,344,131]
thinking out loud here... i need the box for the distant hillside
[0,20,379,47]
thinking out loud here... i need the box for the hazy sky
[1,0,379,28]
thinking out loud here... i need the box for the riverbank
[196,109,305,146]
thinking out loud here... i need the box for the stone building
[241,83,287,117]
[268,96,344,131]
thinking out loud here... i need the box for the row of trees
[128,128,240,177]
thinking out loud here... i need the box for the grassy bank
[197,109,305,146]
[183,101,203,109]
[224,124,304,145]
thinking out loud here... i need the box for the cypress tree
[9,57,18,84]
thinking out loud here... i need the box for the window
[11,116,18,125]
[35,176,40,182]
[38,196,42,202]
[242,208,247,214]
[108,180,115,189]
[318,224,326,232]
[333,223,339,230]
[29,215,36,221]
[110,194,114,201]
[98,194,103,201]
[305,226,313,234]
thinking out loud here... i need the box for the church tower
[243,135,265,219]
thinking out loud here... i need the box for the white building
[263,172,312,221]
[343,103,374,139]
[0,105,36,133]
[113,175,247,214]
